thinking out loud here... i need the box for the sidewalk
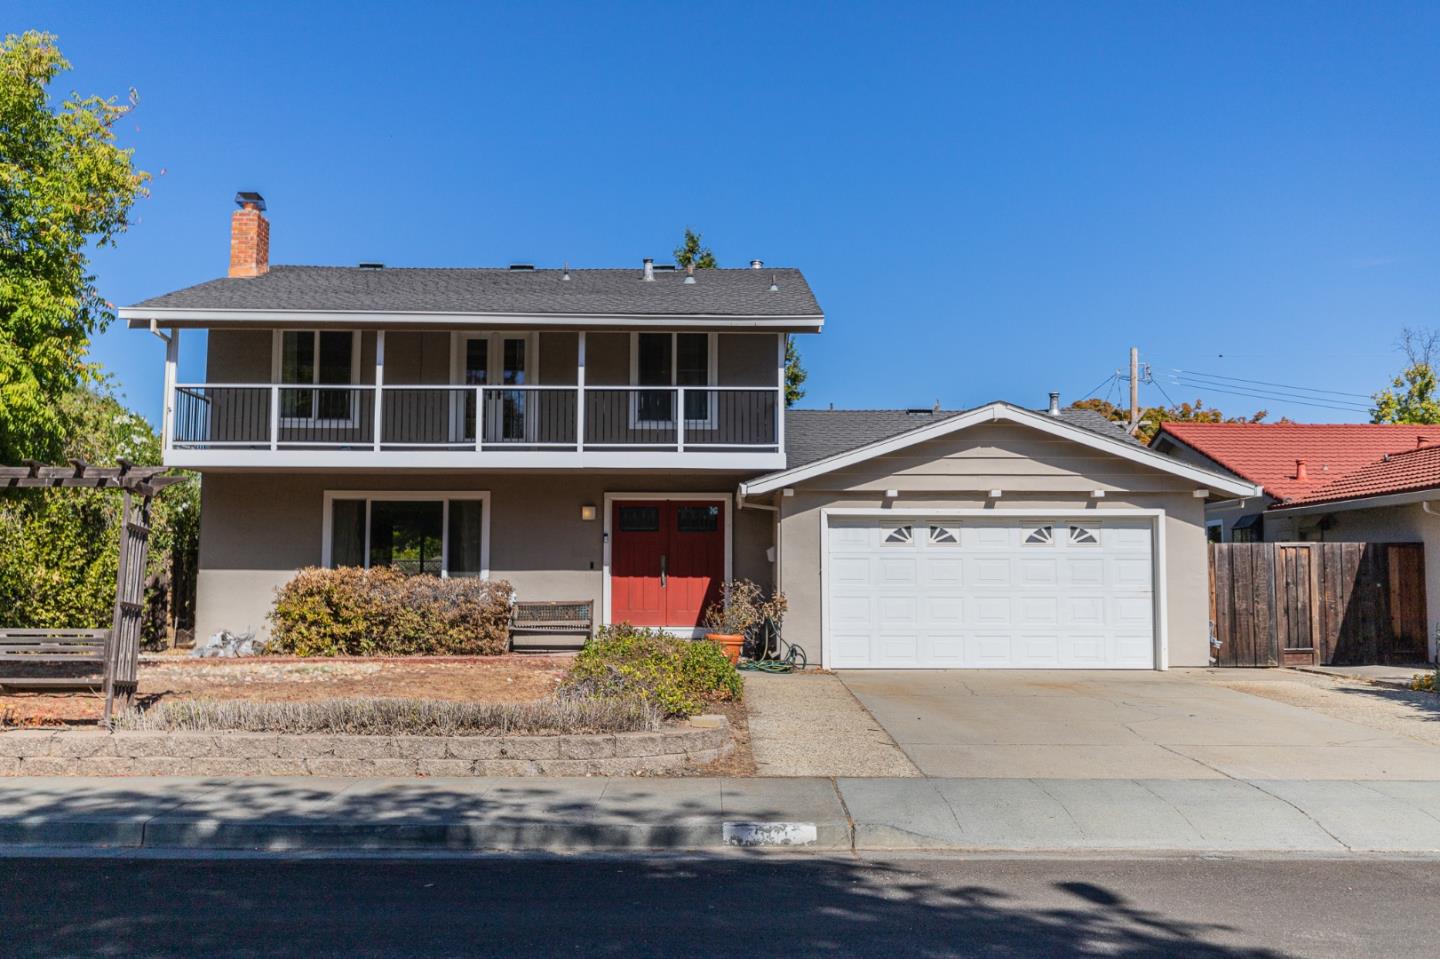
[4,775,1440,854]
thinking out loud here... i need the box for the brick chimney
[229,191,269,278]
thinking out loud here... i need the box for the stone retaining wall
[0,719,730,777]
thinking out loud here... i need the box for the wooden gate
[1210,542,1428,667]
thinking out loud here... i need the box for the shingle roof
[127,265,822,318]
[1154,423,1440,502]
[784,406,1139,468]
[1280,443,1440,507]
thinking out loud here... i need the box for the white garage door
[825,516,1157,669]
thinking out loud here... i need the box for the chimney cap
[1048,391,1061,416]
[234,191,266,211]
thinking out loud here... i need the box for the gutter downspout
[148,317,171,344]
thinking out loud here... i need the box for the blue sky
[13,1,1440,425]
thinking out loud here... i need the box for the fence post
[677,387,685,452]
[269,385,280,451]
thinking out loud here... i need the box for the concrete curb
[2,777,1440,855]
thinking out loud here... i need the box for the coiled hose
[737,617,807,673]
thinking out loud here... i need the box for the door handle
[660,554,667,588]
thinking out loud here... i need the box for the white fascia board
[1269,487,1440,516]
[740,403,1262,498]
[163,449,787,471]
[121,307,824,332]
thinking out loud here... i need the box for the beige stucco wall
[774,422,1215,668]
[195,471,773,642]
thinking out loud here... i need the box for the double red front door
[610,500,726,628]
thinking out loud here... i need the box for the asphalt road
[1,853,1434,958]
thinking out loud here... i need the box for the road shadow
[0,853,1295,958]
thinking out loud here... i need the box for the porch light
[580,505,597,521]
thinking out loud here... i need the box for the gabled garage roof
[744,402,1261,497]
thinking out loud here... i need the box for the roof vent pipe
[768,273,779,292]
[750,259,763,270]
[683,263,697,285]
[642,258,655,282]
[1048,391,1061,416]
[1296,459,1309,481]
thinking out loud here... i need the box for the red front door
[611,500,725,627]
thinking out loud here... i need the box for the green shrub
[560,624,742,718]
[268,566,513,656]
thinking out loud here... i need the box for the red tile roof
[1153,423,1440,503]
[1282,442,1440,506]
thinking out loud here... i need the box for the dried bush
[560,624,742,718]
[113,694,660,736]
[268,567,513,657]
[701,579,787,636]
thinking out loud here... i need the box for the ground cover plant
[113,694,660,736]
[560,625,743,719]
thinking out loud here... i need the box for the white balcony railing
[168,384,783,456]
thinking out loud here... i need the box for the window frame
[321,490,491,579]
[447,332,540,443]
[627,332,719,429]
[271,330,363,427]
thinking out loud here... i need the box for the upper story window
[274,331,359,421]
[631,332,716,425]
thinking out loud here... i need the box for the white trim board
[123,307,825,332]
[816,507,1170,672]
[741,403,1261,498]
[600,492,733,631]
[320,489,492,579]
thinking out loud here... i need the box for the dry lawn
[1,655,572,727]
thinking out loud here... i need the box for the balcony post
[475,386,484,452]
[776,333,787,454]
[576,332,586,452]
[161,328,179,451]
[677,387,685,452]
[373,330,385,452]
[269,385,280,451]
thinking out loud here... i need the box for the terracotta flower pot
[707,633,745,664]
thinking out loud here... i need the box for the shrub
[268,567,513,657]
[560,624,743,718]
[113,694,660,735]
[1412,668,1437,693]
[702,579,787,636]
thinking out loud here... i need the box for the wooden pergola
[0,460,188,717]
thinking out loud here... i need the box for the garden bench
[0,629,117,722]
[510,601,594,650]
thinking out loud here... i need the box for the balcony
[164,384,785,470]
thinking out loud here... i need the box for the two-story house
[122,194,1256,671]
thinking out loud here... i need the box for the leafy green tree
[0,31,150,463]
[1070,397,1268,444]
[784,336,806,406]
[673,228,717,269]
[1372,329,1440,424]
[0,386,198,644]
[673,228,809,406]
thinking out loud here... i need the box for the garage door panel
[827,516,1156,670]
[924,632,966,664]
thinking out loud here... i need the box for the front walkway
[742,672,918,777]
[838,668,1440,780]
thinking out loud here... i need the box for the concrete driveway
[837,669,1440,780]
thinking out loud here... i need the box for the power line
[1170,376,1371,411]
[1173,369,1372,400]
[1168,379,1372,414]
[1078,373,1117,402]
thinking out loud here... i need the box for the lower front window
[327,494,487,577]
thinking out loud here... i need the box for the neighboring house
[1151,423,1440,542]
[1153,422,1440,661]
[121,193,1255,671]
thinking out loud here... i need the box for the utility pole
[1128,347,1140,435]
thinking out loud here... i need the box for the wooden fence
[1210,542,1428,667]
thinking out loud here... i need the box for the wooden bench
[510,601,594,650]
[0,630,117,722]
